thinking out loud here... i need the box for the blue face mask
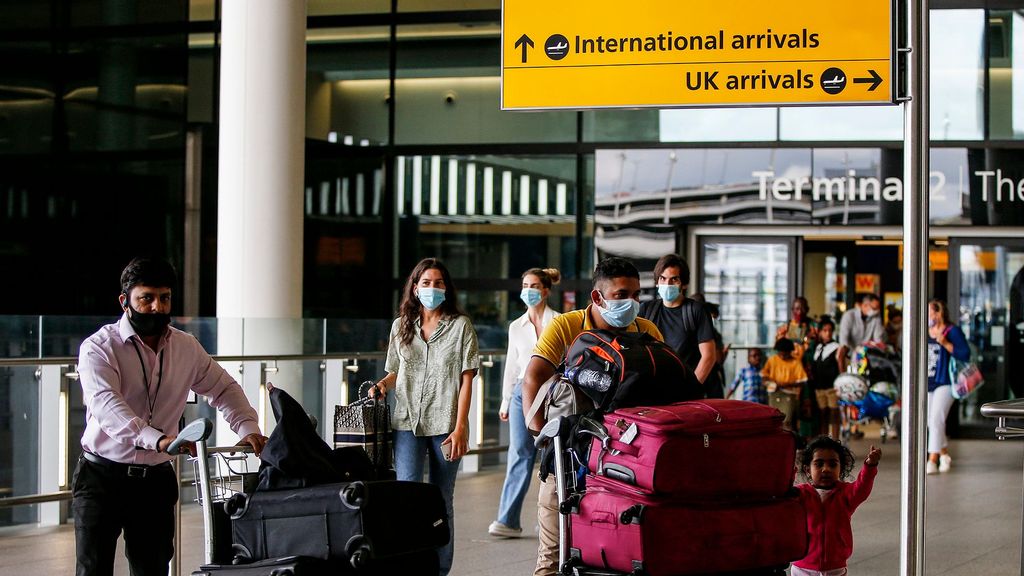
[928,318,936,328]
[520,287,543,307]
[595,298,640,328]
[657,284,681,302]
[417,287,446,310]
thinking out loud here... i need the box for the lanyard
[131,339,164,425]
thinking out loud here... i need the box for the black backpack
[561,328,703,412]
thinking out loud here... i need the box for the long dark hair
[397,258,464,346]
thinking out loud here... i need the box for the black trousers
[72,455,178,576]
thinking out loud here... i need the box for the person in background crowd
[371,257,479,575]
[810,316,842,439]
[762,337,809,432]
[702,298,728,398]
[776,296,818,351]
[522,257,664,576]
[75,258,266,576]
[728,348,766,404]
[925,299,970,475]
[885,306,903,353]
[489,267,561,539]
[639,254,717,394]
[837,293,885,372]
[775,296,817,437]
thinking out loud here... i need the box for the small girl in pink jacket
[792,436,881,576]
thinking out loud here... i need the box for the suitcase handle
[601,463,636,485]
[607,439,639,457]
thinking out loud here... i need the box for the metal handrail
[0,349,511,510]
[980,399,1024,576]
[980,399,1024,440]
[0,349,508,368]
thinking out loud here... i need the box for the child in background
[728,348,766,404]
[792,436,881,576]
[762,338,808,431]
[811,316,842,438]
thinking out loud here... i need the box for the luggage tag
[610,422,639,456]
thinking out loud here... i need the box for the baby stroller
[834,342,901,444]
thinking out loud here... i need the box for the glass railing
[0,315,513,530]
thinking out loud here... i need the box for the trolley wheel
[341,482,367,509]
[349,547,370,569]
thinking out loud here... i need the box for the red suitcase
[567,477,808,576]
[587,399,796,500]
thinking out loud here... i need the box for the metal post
[196,441,216,565]
[900,0,929,573]
[552,433,568,570]
[171,457,181,576]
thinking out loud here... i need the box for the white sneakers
[488,521,523,538]
[926,455,952,475]
[939,454,952,473]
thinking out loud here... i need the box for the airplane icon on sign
[544,34,569,60]
[822,75,845,85]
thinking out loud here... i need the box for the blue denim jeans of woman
[496,380,537,529]
[393,429,459,576]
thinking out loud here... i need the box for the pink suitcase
[587,399,796,500]
[568,477,807,576]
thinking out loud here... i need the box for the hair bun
[543,268,561,285]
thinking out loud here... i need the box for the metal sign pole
[901,0,929,572]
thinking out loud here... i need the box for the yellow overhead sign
[501,0,896,110]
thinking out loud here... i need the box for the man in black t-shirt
[639,254,717,394]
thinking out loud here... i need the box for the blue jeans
[496,381,537,530]
[393,430,459,576]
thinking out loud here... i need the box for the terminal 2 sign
[501,0,896,110]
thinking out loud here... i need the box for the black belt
[82,451,171,479]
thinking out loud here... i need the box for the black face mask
[126,304,171,337]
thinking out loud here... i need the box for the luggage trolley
[536,415,792,576]
[182,420,258,565]
[171,419,337,575]
[175,416,448,576]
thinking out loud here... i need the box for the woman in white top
[488,267,561,538]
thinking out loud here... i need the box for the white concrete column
[38,365,63,526]
[217,0,306,320]
[217,0,307,435]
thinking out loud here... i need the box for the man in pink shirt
[73,258,267,576]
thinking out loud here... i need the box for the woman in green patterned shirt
[371,257,479,576]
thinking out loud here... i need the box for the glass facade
[3,1,1024,523]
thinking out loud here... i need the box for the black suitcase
[229,480,449,566]
[191,556,335,576]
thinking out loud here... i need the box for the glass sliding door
[698,237,798,348]
[950,239,1024,431]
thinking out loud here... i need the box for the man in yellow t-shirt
[522,257,663,576]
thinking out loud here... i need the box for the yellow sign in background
[502,0,895,110]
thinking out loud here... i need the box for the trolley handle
[167,417,213,455]
[205,445,256,455]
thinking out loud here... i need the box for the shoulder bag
[948,355,984,399]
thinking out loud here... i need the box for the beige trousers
[534,476,559,576]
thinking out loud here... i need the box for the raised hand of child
[865,445,882,467]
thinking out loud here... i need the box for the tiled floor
[1,434,1021,575]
